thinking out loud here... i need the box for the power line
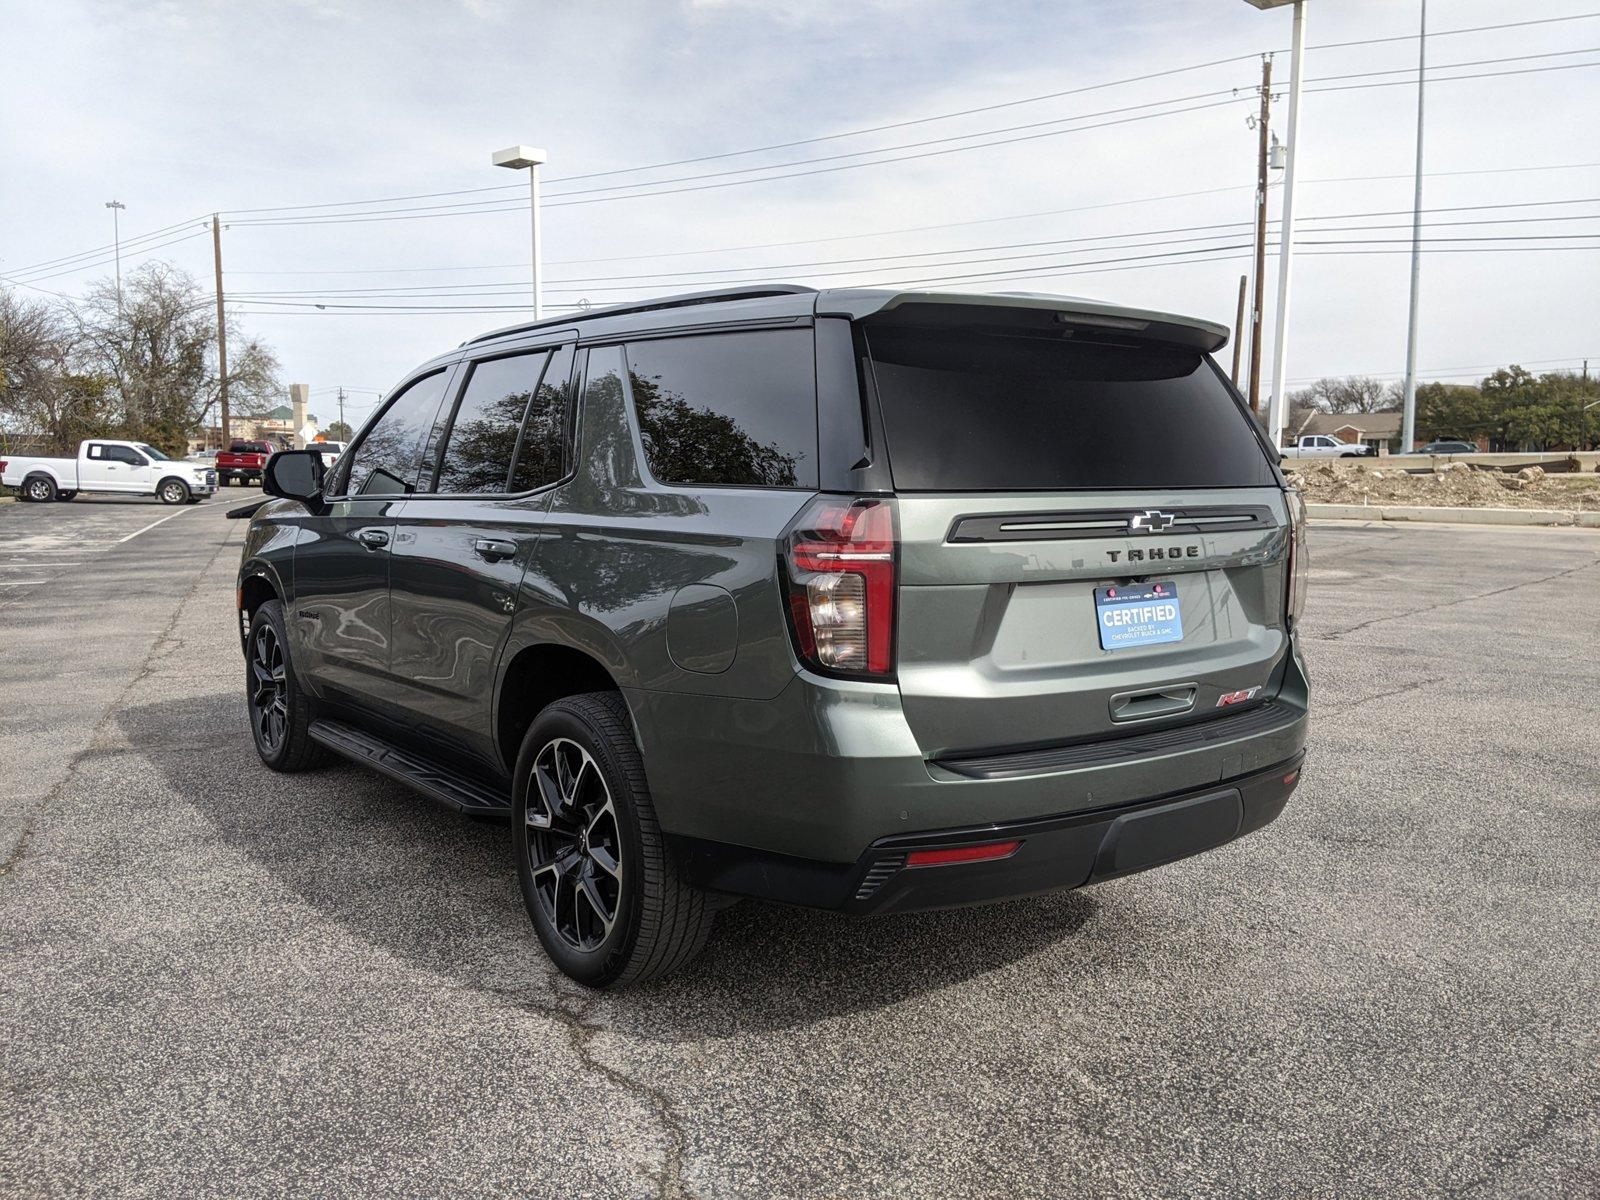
[219,202,1600,296]
[211,10,1600,219]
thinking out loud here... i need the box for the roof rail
[465,284,818,346]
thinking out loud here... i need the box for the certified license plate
[1095,581,1183,651]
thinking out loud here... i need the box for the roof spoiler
[817,289,1231,354]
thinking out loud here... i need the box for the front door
[290,366,456,714]
[387,340,577,770]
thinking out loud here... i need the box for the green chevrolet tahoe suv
[236,286,1310,987]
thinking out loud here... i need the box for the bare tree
[75,262,281,454]
[1288,376,1401,414]
[0,288,112,452]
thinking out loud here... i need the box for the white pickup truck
[1280,434,1377,460]
[1,439,219,504]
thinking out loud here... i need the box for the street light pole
[492,145,549,320]
[1401,0,1429,455]
[1266,1,1307,449]
[105,200,126,315]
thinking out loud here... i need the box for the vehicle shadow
[119,692,1098,1038]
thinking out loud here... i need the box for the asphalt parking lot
[2,497,1597,1199]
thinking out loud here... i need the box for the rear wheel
[158,478,190,505]
[512,692,714,988]
[245,600,328,772]
[23,475,56,503]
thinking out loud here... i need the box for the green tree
[324,420,353,442]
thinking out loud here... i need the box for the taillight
[782,496,897,678]
[1285,488,1309,627]
[0,459,7,473]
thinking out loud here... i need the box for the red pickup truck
[216,440,275,486]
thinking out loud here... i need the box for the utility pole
[212,214,230,446]
[1401,0,1428,455]
[105,201,126,315]
[337,386,347,438]
[1266,1,1308,448]
[1231,274,1249,387]
[1248,54,1274,416]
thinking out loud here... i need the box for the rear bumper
[629,634,1309,866]
[667,753,1303,914]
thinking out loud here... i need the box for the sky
[2,0,1596,429]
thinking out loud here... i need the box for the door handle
[473,538,517,563]
[356,529,390,550]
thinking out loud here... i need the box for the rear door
[860,306,1288,760]
[386,338,578,770]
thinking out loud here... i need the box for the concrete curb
[1309,502,1600,528]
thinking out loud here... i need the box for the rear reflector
[905,840,1022,868]
[1282,770,1300,786]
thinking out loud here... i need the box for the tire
[158,477,190,505]
[56,490,76,501]
[512,691,714,988]
[23,475,56,503]
[219,472,232,486]
[245,599,329,772]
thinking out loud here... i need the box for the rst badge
[1216,686,1262,708]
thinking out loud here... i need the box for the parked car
[234,286,1310,987]
[217,440,275,486]
[1413,440,1478,455]
[309,440,347,465]
[2,439,217,504]
[188,448,219,464]
[1280,434,1376,459]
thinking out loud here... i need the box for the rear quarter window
[623,330,817,489]
[864,323,1276,492]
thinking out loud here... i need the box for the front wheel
[158,478,190,505]
[245,600,328,772]
[512,692,715,988]
[56,490,76,501]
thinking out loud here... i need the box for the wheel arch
[238,565,285,648]
[494,638,632,779]
[156,473,192,496]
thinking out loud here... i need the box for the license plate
[1095,581,1183,651]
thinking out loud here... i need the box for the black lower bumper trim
[666,753,1304,915]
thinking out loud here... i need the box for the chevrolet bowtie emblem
[1128,509,1177,534]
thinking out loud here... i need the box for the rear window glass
[624,330,816,489]
[864,324,1275,491]
[433,351,547,494]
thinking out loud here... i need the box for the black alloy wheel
[526,737,624,952]
[248,620,288,755]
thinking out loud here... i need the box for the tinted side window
[433,351,549,494]
[509,343,576,493]
[343,370,451,496]
[624,330,817,489]
[109,446,145,465]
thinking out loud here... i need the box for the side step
[308,719,512,818]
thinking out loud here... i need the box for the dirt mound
[1286,460,1600,511]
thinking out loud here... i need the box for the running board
[308,719,512,818]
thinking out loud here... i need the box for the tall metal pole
[1248,54,1274,415]
[212,215,230,446]
[1266,2,1307,448]
[1231,274,1249,387]
[1401,0,1428,454]
[529,166,544,321]
[105,200,126,315]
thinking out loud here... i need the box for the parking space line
[117,506,202,544]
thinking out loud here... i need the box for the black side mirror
[263,449,327,509]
